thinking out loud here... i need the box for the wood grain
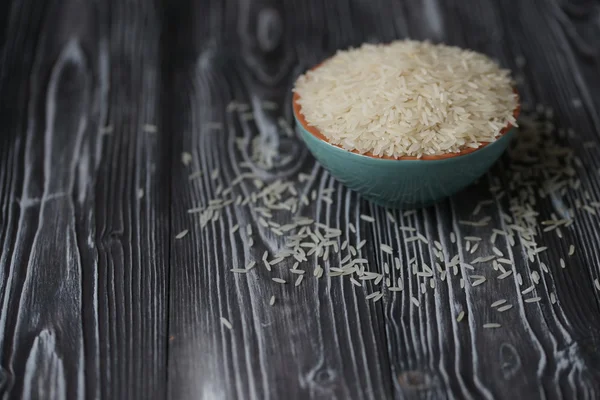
[165,2,393,399]
[0,0,169,399]
[2,0,600,399]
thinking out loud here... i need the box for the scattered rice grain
[491,299,507,308]
[360,214,375,223]
[220,317,233,330]
[497,304,513,312]
[483,323,501,329]
[175,229,189,239]
[524,296,542,303]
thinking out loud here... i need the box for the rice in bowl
[293,40,519,159]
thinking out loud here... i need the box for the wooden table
[2,1,600,399]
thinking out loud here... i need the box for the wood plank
[0,0,169,398]
[166,1,393,399]
[378,0,600,398]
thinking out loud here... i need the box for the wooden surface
[2,0,600,399]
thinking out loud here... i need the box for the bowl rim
[292,70,521,161]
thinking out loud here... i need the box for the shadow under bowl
[293,96,517,209]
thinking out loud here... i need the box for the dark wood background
[2,0,600,399]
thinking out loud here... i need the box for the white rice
[497,304,513,312]
[410,297,420,307]
[143,123,157,133]
[521,285,535,295]
[472,255,495,264]
[290,269,305,275]
[491,299,507,308]
[471,276,487,287]
[366,291,381,300]
[220,317,233,330]
[461,263,474,270]
[263,260,272,271]
[181,152,192,166]
[360,214,375,223]
[497,270,513,280]
[313,265,323,277]
[380,244,394,255]
[524,296,542,303]
[386,211,396,223]
[175,229,189,239]
[350,278,362,287]
[483,323,501,329]
[172,92,596,334]
[230,268,247,273]
[414,233,427,244]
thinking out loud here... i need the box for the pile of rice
[293,40,519,158]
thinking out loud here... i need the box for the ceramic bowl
[293,92,519,209]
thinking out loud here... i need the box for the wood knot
[304,367,338,391]
[0,366,8,392]
[499,342,521,380]
[257,8,283,52]
[315,368,336,385]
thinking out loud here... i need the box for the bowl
[293,92,519,209]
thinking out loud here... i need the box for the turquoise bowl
[293,94,517,209]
